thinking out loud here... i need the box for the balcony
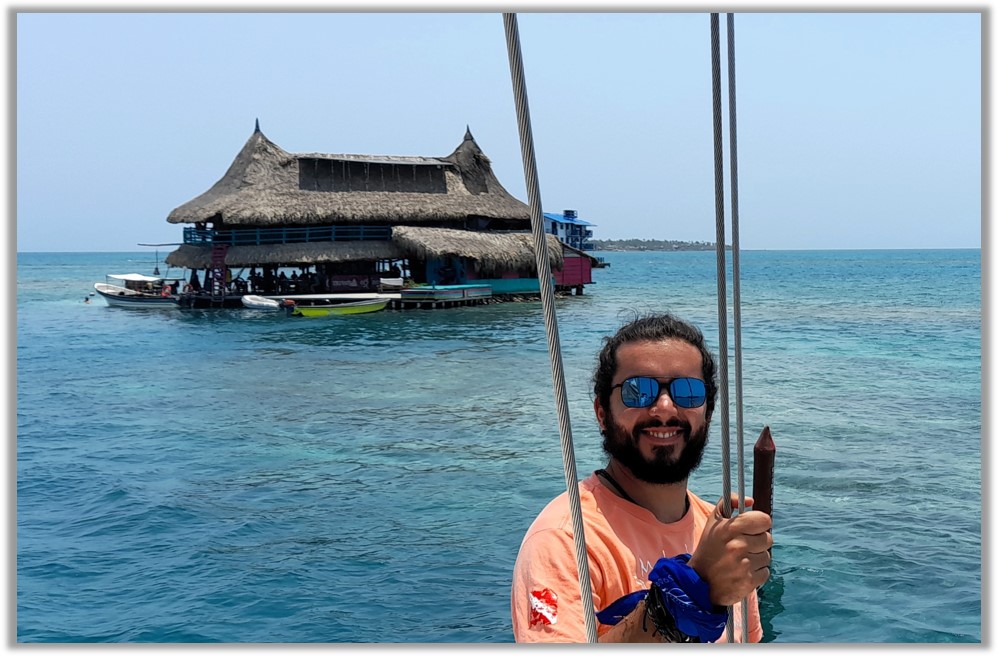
[183,225,392,246]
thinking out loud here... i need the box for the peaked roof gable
[166,125,530,227]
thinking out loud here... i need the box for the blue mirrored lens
[669,377,707,408]
[618,377,706,408]
[620,377,660,408]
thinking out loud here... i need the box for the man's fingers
[750,548,772,567]
[712,505,773,536]
[713,494,755,519]
[745,531,773,554]
[752,565,772,587]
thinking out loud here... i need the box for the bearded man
[511,313,772,643]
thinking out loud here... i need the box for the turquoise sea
[16,249,981,643]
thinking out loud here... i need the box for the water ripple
[16,250,980,643]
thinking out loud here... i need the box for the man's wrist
[643,582,698,642]
[648,554,728,642]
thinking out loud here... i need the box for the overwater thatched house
[164,122,592,303]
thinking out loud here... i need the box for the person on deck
[511,313,771,643]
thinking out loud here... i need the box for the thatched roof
[392,226,563,276]
[166,125,531,227]
[164,226,563,276]
[164,241,404,269]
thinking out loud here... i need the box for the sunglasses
[612,376,707,409]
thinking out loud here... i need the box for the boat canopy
[107,273,164,282]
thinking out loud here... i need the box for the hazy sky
[15,9,982,251]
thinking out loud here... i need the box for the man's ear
[594,397,606,434]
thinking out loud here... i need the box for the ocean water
[16,249,981,643]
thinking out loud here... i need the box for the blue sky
[15,10,982,251]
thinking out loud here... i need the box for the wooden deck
[177,285,495,310]
[395,284,492,309]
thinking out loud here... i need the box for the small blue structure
[543,209,596,252]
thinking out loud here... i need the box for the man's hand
[687,494,772,607]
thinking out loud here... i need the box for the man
[511,313,772,643]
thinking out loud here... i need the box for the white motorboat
[93,273,181,308]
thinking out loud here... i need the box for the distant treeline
[589,239,725,252]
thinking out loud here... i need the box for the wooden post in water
[752,426,775,517]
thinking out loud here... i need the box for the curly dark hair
[592,313,718,422]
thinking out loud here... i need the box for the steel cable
[726,12,750,643]
[502,13,600,644]
[709,12,736,644]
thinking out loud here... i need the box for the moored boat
[271,293,389,306]
[93,273,181,308]
[240,294,282,310]
[286,298,389,317]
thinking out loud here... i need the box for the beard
[601,411,709,484]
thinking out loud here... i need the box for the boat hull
[290,299,389,317]
[241,294,281,310]
[262,292,391,305]
[94,283,177,308]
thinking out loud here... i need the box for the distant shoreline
[14,245,982,254]
[589,239,725,252]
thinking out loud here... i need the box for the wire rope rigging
[503,11,750,644]
[710,11,750,643]
[502,11,600,644]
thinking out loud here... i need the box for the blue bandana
[594,554,728,643]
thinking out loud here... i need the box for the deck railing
[183,225,392,246]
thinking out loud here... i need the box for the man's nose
[648,388,677,415]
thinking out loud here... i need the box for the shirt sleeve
[511,527,606,643]
[747,588,764,643]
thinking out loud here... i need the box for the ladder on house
[210,244,229,304]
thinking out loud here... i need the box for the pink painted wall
[553,255,592,286]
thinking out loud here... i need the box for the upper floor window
[299,158,447,194]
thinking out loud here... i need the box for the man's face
[595,339,710,484]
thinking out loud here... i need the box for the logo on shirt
[529,588,558,627]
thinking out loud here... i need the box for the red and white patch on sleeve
[529,588,558,627]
